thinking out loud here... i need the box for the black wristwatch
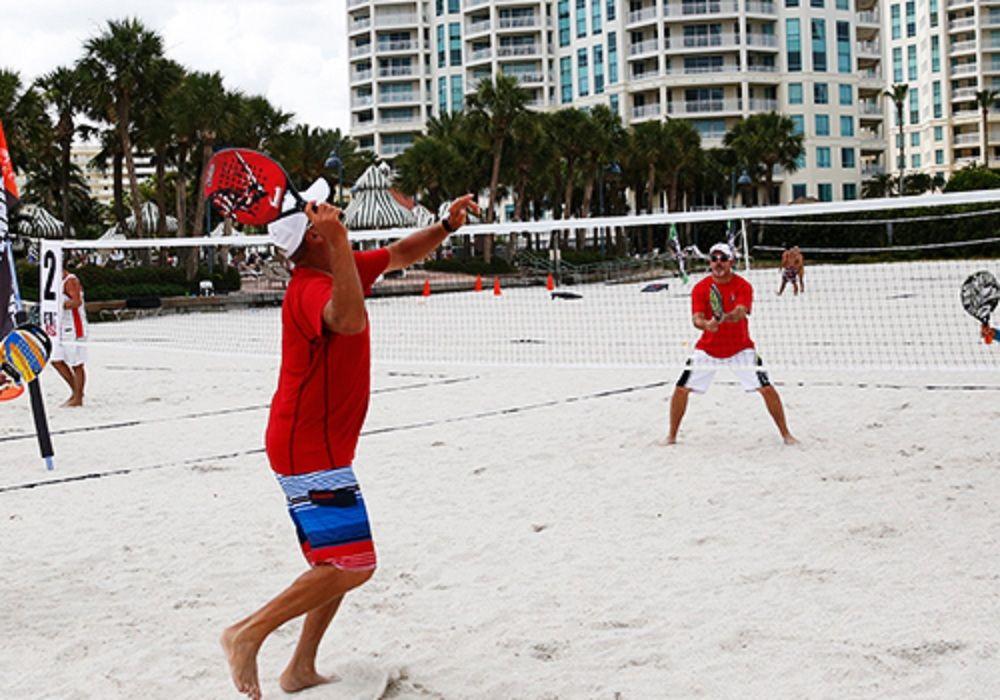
[441,217,455,233]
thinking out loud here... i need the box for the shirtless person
[778,244,805,296]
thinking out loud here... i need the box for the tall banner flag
[0,118,55,469]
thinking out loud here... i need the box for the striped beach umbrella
[13,204,69,239]
[343,163,416,230]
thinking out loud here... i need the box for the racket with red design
[203,148,306,225]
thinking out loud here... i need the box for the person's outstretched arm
[385,194,480,272]
[308,203,367,335]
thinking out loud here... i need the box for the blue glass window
[815,114,830,136]
[814,83,828,104]
[608,32,618,83]
[836,22,851,73]
[789,83,803,104]
[558,0,570,46]
[560,56,572,103]
[578,48,589,96]
[839,84,852,105]
[792,184,808,199]
[594,45,605,93]
[786,19,802,72]
[818,183,833,201]
[840,115,854,136]
[576,0,586,38]
[817,146,832,167]
[842,183,857,200]
[841,147,855,167]
[450,75,463,112]
[891,5,900,40]
[449,23,462,66]
[812,19,827,73]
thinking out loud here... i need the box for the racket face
[961,270,1000,324]
[709,284,724,320]
[2,323,51,384]
[204,148,294,226]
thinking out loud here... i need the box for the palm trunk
[154,146,167,237]
[191,138,214,237]
[645,165,655,253]
[483,140,502,264]
[897,105,905,196]
[60,132,72,238]
[113,152,126,231]
[764,165,775,206]
[983,107,990,168]
[118,100,145,239]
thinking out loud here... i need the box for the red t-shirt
[265,249,390,475]
[692,273,755,358]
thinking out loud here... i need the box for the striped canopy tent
[343,163,416,230]
[103,201,179,238]
[412,203,435,227]
[13,204,70,239]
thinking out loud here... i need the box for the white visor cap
[709,242,735,258]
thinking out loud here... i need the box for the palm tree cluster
[394,75,804,259]
[1,17,371,240]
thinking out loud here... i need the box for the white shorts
[676,348,771,394]
[51,335,87,367]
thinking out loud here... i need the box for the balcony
[378,66,416,78]
[859,101,883,115]
[856,40,881,58]
[949,17,976,31]
[746,33,778,49]
[629,39,660,56]
[466,18,490,33]
[951,39,977,54]
[354,94,373,107]
[498,15,539,29]
[630,66,661,81]
[497,43,540,57]
[468,47,493,62]
[953,108,979,118]
[375,13,418,28]
[984,14,1000,27]
[857,10,879,26]
[748,98,778,111]
[665,62,739,75]
[680,33,739,49]
[352,69,373,82]
[947,0,975,7]
[663,1,739,17]
[381,142,413,156]
[380,114,421,126]
[669,99,741,115]
[952,62,979,75]
[350,18,371,33]
[861,163,886,177]
[380,91,419,103]
[506,72,545,84]
[626,7,658,25]
[350,43,371,57]
[348,0,366,7]
[744,0,777,14]
[746,63,778,73]
[953,132,980,145]
[952,86,978,100]
[378,40,420,53]
[632,103,662,119]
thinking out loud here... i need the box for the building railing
[626,7,658,24]
[352,70,373,81]
[748,98,778,111]
[746,33,778,47]
[350,18,372,31]
[378,66,416,77]
[355,95,374,106]
[949,17,976,30]
[861,163,886,177]
[953,108,979,118]
[497,44,540,57]
[952,87,977,100]
[744,1,777,14]
[469,47,493,60]
[348,0,367,7]
[952,63,978,75]
[498,15,539,28]
[951,39,977,53]
[856,40,881,56]
[380,114,420,124]
[380,91,419,103]
[350,44,371,57]
[681,32,739,48]
[378,40,420,52]
[857,10,879,24]
[746,63,778,72]
[859,101,883,115]
[669,99,742,114]
[375,13,418,27]
[632,103,662,118]
[506,72,545,83]
[663,1,739,16]
[953,132,980,145]
[382,142,413,156]
[629,39,660,55]
[467,19,491,33]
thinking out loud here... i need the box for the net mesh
[49,193,1000,372]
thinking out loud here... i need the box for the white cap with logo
[709,242,734,259]
[267,178,331,257]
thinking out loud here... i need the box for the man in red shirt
[664,242,796,446]
[221,178,478,700]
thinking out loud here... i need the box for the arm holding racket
[306,204,367,336]
[386,194,480,272]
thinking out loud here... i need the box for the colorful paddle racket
[961,270,1000,344]
[1,323,51,385]
[709,283,724,321]
[204,148,306,226]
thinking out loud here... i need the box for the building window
[814,83,828,104]
[836,0,848,8]
[592,0,602,34]
[787,19,802,72]
[578,48,589,96]
[792,184,808,199]
[560,56,572,103]
[818,183,833,201]
[607,0,616,21]
[558,0,570,46]
[930,0,938,27]
[789,83,803,104]
[811,0,823,7]
[576,0,586,38]
[935,149,944,164]
[812,19,827,73]
[449,23,462,66]
[815,114,830,136]
[786,0,799,6]
[934,125,943,141]
[905,1,916,37]
[610,93,619,114]
[842,183,857,200]
[817,146,832,167]
[437,26,446,68]
[790,114,805,135]
[911,153,921,167]
[448,0,459,12]
[891,5,900,40]
[594,45,605,93]
[933,81,942,118]
[436,0,443,16]
[931,36,940,72]
[438,76,447,114]
[892,47,903,83]
[840,115,854,136]
[836,22,851,74]
[910,131,920,147]
[450,75,463,112]
[907,45,917,81]
[909,87,919,124]
[839,84,852,105]
[841,147,856,167]
[796,152,806,169]
[608,32,618,83]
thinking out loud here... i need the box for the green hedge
[15,262,241,302]
[424,257,514,275]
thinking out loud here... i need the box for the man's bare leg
[758,385,797,444]
[221,565,372,699]
[66,365,85,407]
[664,386,691,444]
[52,361,75,404]
[279,594,346,693]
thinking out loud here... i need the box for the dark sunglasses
[710,254,731,262]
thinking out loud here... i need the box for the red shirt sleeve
[691,279,710,317]
[291,273,331,341]
[354,248,391,295]
[736,277,753,314]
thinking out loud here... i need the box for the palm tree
[467,75,528,261]
[133,59,184,237]
[578,105,625,217]
[0,69,50,176]
[660,119,703,211]
[724,113,803,205]
[36,65,87,237]
[976,89,999,167]
[884,84,909,195]
[861,172,895,198]
[80,18,166,238]
[394,135,463,212]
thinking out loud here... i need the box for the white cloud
[0,0,350,133]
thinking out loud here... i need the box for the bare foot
[279,667,336,693]
[783,434,799,445]
[221,624,262,699]
[655,437,677,446]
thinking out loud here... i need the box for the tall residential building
[70,143,157,207]
[348,0,888,203]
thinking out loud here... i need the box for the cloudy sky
[0,0,351,134]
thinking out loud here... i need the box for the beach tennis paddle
[204,148,305,226]
[709,283,724,321]
[961,270,1000,343]
[1,323,51,385]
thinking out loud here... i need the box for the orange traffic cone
[545,273,555,291]
[493,276,502,296]
[474,274,483,292]
[422,279,431,297]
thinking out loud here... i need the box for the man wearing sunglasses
[664,242,797,445]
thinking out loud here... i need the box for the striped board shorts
[274,466,376,570]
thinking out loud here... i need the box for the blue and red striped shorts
[274,466,376,570]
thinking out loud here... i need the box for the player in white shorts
[664,243,796,445]
[50,268,87,406]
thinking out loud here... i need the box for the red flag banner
[0,118,19,208]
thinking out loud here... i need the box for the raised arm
[385,194,480,272]
[306,203,367,336]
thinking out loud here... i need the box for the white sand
[2,286,1000,698]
